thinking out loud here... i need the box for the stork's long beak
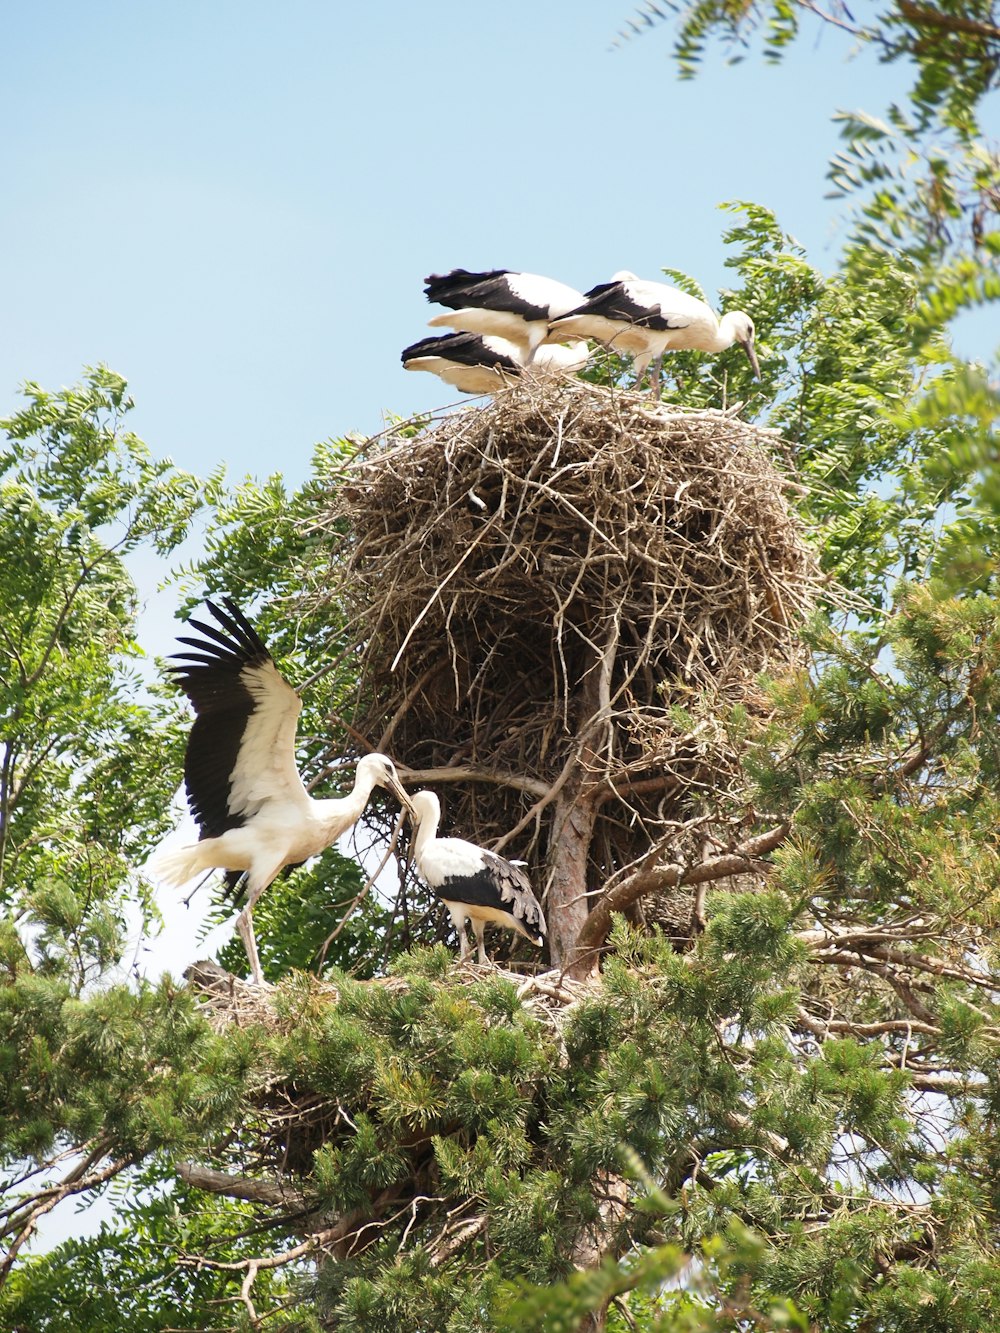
[741,336,761,381]
[387,774,416,816]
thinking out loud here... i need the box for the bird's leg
[473,919,489,966]
[649,354,664,396]
[235,902,268,987]
[450,908,470,963]
[631,352,652,392]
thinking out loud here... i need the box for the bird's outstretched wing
[168,598,308,839]
[482,851,547,943]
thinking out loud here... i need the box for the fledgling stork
[424,268,585,363]
[408,790,546,965]
[401,330,590,394]
[148,598,412,986]
[401,331,524,394]
[549,271,760,392]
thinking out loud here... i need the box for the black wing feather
[438,854,547,945]
[424,268,548,321]
[402,332,521,375]
[483,852,547,942]
[567,280,690,332]
[168,598,273,841]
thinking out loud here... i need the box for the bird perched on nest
[148,598,412,986]
[402,330,588,394]
[402,331,524,394]
[408,790,547,965]
[424,267,585,363]
[549,271,761,392]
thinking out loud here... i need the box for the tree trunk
[546,620,618,978]
[570,1169,630,1332]
[547,780,598,974]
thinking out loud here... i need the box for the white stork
[402,331,524,394]
[424,268,585,362]
[148,598,412,986]
[401,330,589,395]
[408,790,547,965]
[549,271,761,392]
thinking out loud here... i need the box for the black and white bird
[401,331,524,394]
[408,790,546,965]
[148,598,412,985]
[401,330,589,395]
[424,268,585,362]
[549,271,761,391]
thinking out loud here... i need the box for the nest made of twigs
[310,376,819,904]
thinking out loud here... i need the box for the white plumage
[424,268,585,362]
[401,330,589,395]
[408,790,547,965]
[148,598,412,985]
[530,339,590,376]
[549,271,760,391]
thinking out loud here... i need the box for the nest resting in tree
[184,959,590,1176]
[311,378,820,941]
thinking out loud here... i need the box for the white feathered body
[550,272,758,378]
[425,268,584,360]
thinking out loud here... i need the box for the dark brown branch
[176,1162,308,1211]
[1,1147,134,1287]
[575,823,790,954]
[377,662,445,751]
[803,935,999,990]
[896,1,1000,43]
[399,765,548,799]
[796,1008,940,1040]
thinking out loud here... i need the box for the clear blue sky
[1,1,923,497]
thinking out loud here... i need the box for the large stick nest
[312,377,819,902]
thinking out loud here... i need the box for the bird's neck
[412,812,439,860]
[714,312,743,353]
[315,769,377,832]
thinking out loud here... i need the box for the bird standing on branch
[424,267,585,362]
[408,790,547,965]
[148,598,412,986]
[549,271,760,391]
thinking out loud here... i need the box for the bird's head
[723,310,761,380]
[408,789,441,829]
[358,753,414,814]
[523,922,546,948]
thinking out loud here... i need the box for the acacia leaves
[0,368,212,987]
